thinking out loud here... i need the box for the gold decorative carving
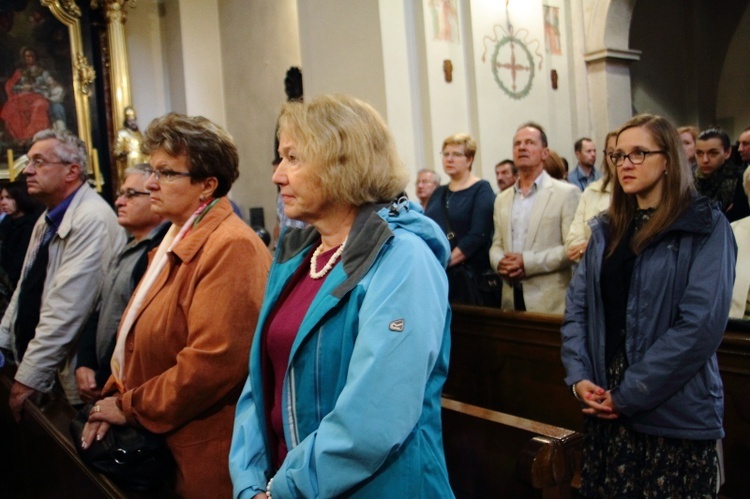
[90,0,137,23]
[75,53,96,96]
[58,0,82,18]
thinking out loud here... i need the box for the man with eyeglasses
[75,165,168,402]
[694,128,749,222]
[0,130,125,421]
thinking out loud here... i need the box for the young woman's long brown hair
[607,114,696,256]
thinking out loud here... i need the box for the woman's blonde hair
[607,114,695,256]
[442,133,477,159]
[600,130,618,192]
[277,94,408,207]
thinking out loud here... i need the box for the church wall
[217,0,301,226]
[122,0,663,228]
[176,0,227,125]
[716,3,750,137]
[296,0,388,115]
[630,0,750,138]
[127,0,227,127]
[125,0,169,128]
[466,0,580,181]
[379,1,433,193]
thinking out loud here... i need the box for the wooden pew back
[446,306,750,498]
[442,398,581,498]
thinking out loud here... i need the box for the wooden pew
[446,305,750,498]
[0,369,174,499]
[442,398,581,498]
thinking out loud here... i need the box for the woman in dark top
[561,114,734,497]
[0,179,43,287]
[425,133,496,305]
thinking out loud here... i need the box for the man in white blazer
[490,123,580,314]
[730,173,750,319]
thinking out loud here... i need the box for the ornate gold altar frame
[3,1,97,184]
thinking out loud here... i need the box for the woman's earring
[199,195,206,201]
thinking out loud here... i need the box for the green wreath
[492,36,535,100]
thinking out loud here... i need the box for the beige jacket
[490,172,580,314]
[730,216,750,319]
[565,178,612,263]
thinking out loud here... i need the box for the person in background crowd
[490,122,580,314]
[230,94,454,498]
[678,125,698,172]
[0,130,125,419]
[425,133,496,305]
[495,159,517,192]
[568,137,599,190]
[544,150,567,180]
[730,171,750,319]
[562,114,735,498]
[0,179,44,287]
[737,126,750,174]
[694,128,750,222]
[416,168,441,210]
[74,166,168,402]
[565,130,618,263]
[83,113,271,498]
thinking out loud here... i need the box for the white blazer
[490,171,580,314]
[730,216,750,319]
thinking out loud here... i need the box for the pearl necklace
[309,237,347,279]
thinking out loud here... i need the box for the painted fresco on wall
[482,19,543,100]
[0,2,77,157]
[543,6,562,55]
[428,0,460,43]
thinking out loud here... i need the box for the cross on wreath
[492,36,535,100]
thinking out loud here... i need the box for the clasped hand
[498,253,525,282]
[80,396,127,449]
[575,380,620,420]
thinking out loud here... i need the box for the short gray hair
[123,163,151,179]
[417,168,441,184]
[32,129,88,182]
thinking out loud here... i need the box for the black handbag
[441,188,502,306]
[69,402,174,491]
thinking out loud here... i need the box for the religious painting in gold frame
[0,0,95,180]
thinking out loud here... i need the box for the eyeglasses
[440,152,466,159]
[116,188,150,199]
[144,167,192,182]
[26,157,70,169]
[609,150,665,167]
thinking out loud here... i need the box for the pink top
[263,244,343,468]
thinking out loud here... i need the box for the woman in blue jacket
[230,94,454,498]
[561,114,736,498]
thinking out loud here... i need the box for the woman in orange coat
[83,113,271,497]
